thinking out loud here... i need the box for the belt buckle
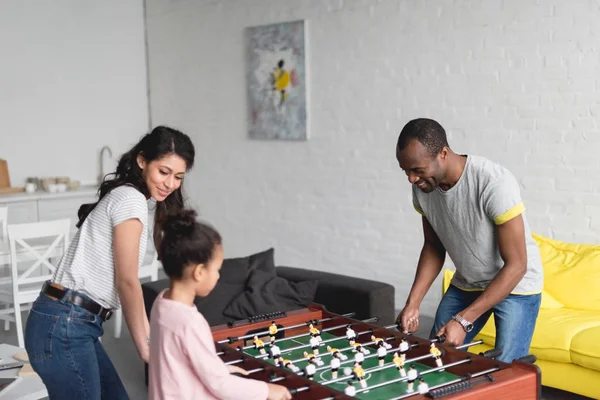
[104,310,113,321]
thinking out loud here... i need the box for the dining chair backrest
[0,207,7,245]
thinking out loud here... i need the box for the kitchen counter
[0,184,99,203]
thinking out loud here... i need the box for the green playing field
[244,331,460,399]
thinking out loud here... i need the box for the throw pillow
[194,281,245,326]
[219,248,276,285]
[223,268,318,320]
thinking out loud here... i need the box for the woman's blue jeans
[24,292,129,400]
[430,285,541,363]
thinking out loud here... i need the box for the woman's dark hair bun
[162,209,198,237]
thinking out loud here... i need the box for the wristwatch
[452,314,474,332]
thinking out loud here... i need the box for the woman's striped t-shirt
[53,185,148,310]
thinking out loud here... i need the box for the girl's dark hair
[159,209,222,279]
[77,125,195,250]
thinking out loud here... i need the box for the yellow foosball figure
[430,343,444,370]
[253,335,265,354]
[393,351,407,377]
[308,323,322,342]
[352,363,368,390]
[269,321,278,343]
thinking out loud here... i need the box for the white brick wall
[146,0,600,316]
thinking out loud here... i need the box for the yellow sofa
[442,233,600,399]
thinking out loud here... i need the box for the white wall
[0,0,149,187]
[145,0,600,316]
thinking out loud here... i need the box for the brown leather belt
[42,281,113,321]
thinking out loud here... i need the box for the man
[395,118,543,363]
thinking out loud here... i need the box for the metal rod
[217,313,357,344]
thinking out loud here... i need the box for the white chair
[0,219,70,347]
[0,207,7,244]
[113,251,160,339]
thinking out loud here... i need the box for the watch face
[466,324,474,332]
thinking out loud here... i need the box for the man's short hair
[397,118,449,156]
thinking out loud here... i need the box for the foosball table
[212,304,541,399]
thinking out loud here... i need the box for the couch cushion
[475,308,600,363]
[223,268,318,320]
[533,233,600,311]
[571,325,600,372]
[219,247,275,284]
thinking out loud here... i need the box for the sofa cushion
[533,233,600,311]
[219,247,275,284]
[475,308,600,363]
[528,309,600,363]
[223,268,318,320]
[571,325,600,372]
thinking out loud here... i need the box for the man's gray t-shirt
[412,155,543,294]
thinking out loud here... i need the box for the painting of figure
[246,20,308,140]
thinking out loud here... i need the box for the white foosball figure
[377,342,387,367]
[406,365,418,393]
[354,349,365,365]
[399,337,410,354]
[418,378,429,394]
[344,381,357,397]
[309,336,321,356]
[304,361,317,380]
[330,355,341,379]
[269,343,281,360]
[346,325,357,346]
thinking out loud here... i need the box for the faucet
[99,146,113,184]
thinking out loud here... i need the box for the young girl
[149,209,291,400]
[24,126,195,399]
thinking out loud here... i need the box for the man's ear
[439,147,449,161]
[136,153,146,170]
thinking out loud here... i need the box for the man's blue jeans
[430,285,541,363]
[24,292,129,400]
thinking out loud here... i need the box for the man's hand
[396,304,420,334]
[436,320,466,347]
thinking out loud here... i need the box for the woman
[24,126,195,399]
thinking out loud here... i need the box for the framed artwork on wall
[245,20,308,140]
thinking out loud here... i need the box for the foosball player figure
[353,342,370,355]
[330,352,341,379]
[269,321,278,343]
[345,381,357,397]
[303,351,324,367]
[269,342,281,362]
[393,351,406,377]
[376,341,388,366]
[309,335,321,356]
[326,345,348,361]
[346,324,357,346]
[371,335,392,350]
[418,378,429,394]
[253,335,266,355]
[308,323,323,343]
[430,343,444,370]
[282,359,300,373]
[406,365,418,393]
[353,344,365,365]
[399,336,410,355]
[352,362,368,390]
[304,358,317,380]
